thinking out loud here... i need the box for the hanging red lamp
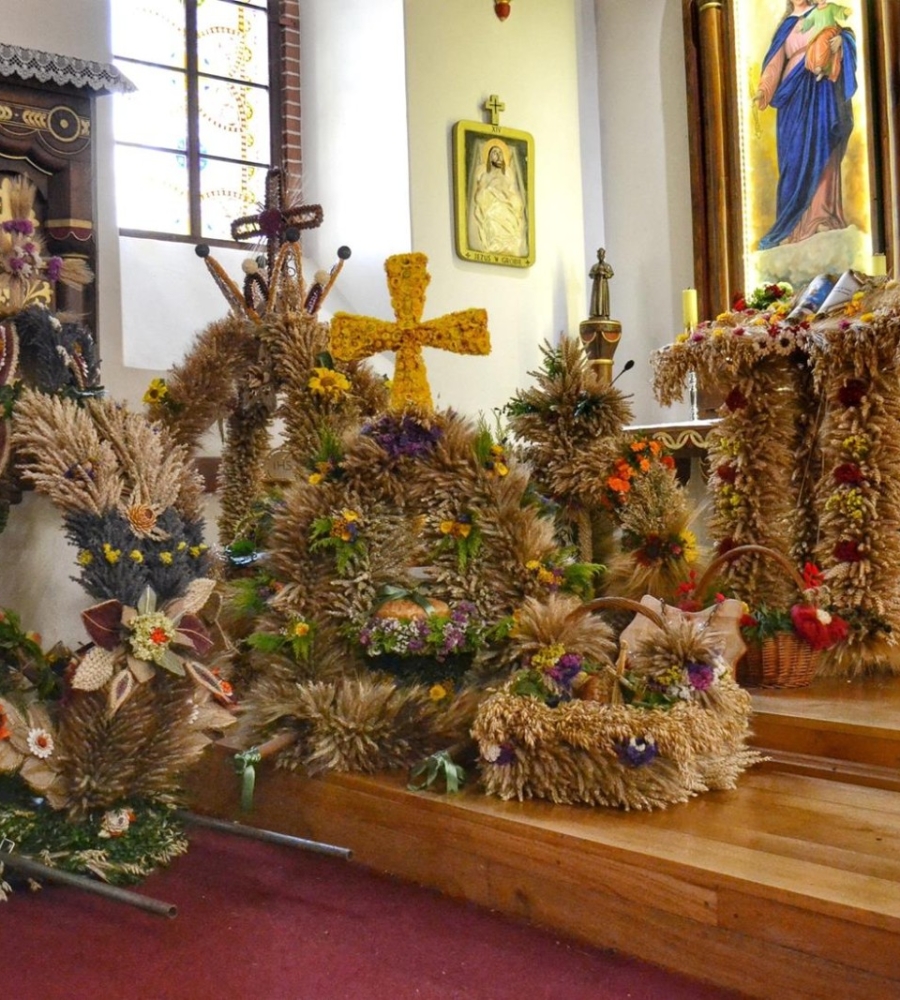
[494,1,511,21]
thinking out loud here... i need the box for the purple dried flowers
[615,736,659,768]
[364,412,443,460]
[686,661,715,691]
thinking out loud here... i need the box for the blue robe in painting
[758,14,858,250]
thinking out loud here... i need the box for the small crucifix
[330,253,490,412]
[483,94,505,128]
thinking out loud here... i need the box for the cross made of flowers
[329,253,490,411]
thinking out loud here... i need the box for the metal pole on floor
[0,850,177,918]
[175,810,353,860]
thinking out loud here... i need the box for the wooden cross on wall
[329,253,490,412]
[483,94,505,127]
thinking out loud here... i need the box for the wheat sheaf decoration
[3,389,235,823]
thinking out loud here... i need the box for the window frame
[113,0,286,248]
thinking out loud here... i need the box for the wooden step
[185,748,900,1000]
[758,750,900,792]
[749,675,900,774]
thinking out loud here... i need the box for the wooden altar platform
[185,677,900,1000]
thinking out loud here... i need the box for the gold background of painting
[733,1,872,290]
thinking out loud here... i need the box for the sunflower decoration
[307,364,351,404]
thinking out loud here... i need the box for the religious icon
[734,0,874,289]
[452,95,535,268]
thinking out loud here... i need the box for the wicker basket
[736,644,763,687]
[759,632,820,687]
[697,544,820,689]
[568,596,665,704]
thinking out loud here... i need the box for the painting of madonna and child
[734,0,876,291]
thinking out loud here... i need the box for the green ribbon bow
[234,747,263,811]
[408,750,465,795]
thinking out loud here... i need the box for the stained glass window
[112,0,275,242]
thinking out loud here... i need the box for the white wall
[298,0,411,339]
[595,0,695,423]
[401,0,600,416]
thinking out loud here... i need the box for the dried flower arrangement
[0,175,93,315]
[652,288,820,610]
[803,284,900,674]
[231,403,601,776]
[0,389,235,892]
[600,434,700,603]
[472,596,759,809]
[504,337,632,564]
[652,275,900,677]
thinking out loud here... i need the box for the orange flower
[125,503,158,535]
[639,458,651,472]
[0,705,9,741]
[630,440,647,452]
[607,477,631,493]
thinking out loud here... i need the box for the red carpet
[3,826,747,999]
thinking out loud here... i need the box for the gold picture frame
[452,119,535,268]
[682,0,899,317]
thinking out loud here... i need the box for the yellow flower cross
[329,253,490,411]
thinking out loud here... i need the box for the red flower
[837,379,867,407]
[833,463,864,485]
[716,463,737,484]
[790,605,849,650]
[724,387,748,411]
[801,562,824,589]
[834,539,862,562]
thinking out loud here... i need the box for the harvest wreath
[472,595,759,810]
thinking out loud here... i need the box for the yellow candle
[682,288,698,329]
[871,253,887,276]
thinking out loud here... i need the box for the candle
[871,253,887,276]
[682,288,698,330]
